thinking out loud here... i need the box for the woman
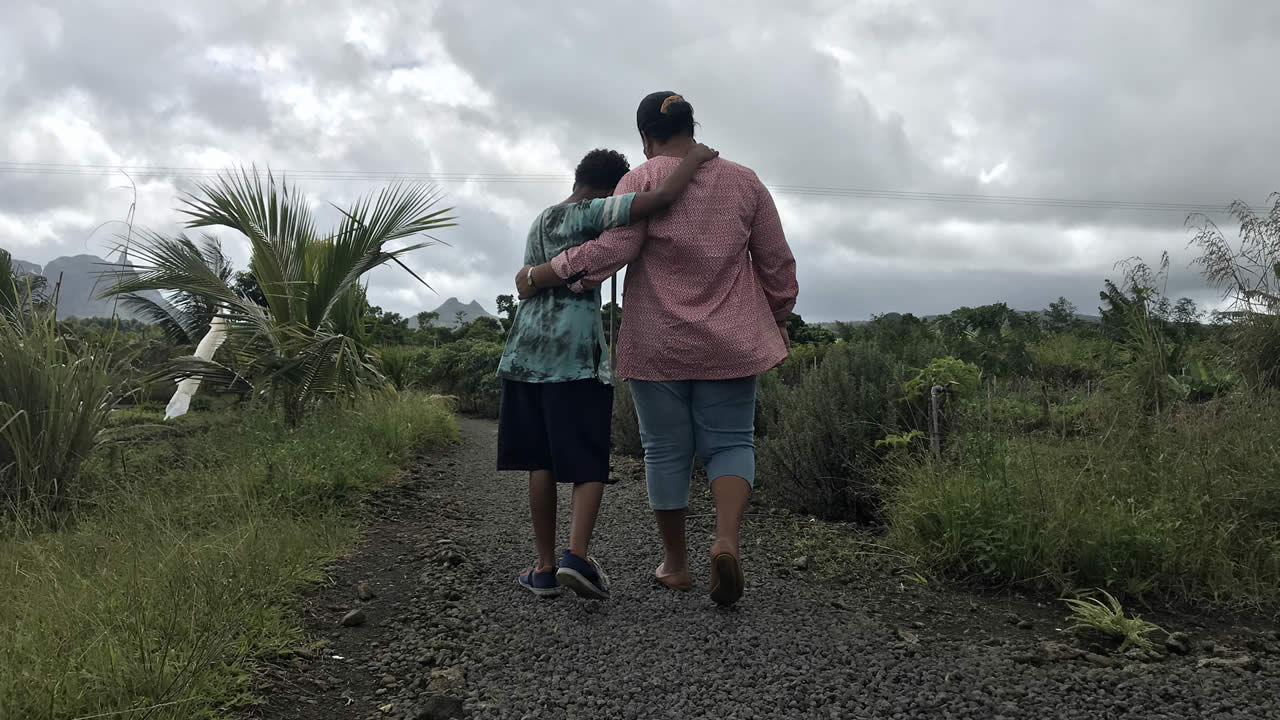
[516,91,798,606]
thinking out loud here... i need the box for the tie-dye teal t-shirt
[497,193,634,384]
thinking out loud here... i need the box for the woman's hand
[689,142,719,164]
[515,265,537,299]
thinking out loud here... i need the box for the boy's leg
[548,379,615,599]
[630,380,696,586]
[497,380,557,585]
[529,470,557,572]
[568,481,604,558]
[546,379,614,560]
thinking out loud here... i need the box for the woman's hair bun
[660,94,687,114]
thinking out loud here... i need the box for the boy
[497,143,718,599]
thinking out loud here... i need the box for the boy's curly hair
[574,149,630,191]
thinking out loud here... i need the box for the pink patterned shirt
[550,155,798,382]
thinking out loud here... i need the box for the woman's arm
[516,172,649,298]
[748,178,798,323]
[514,146,719,298]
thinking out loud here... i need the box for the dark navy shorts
[496,379,615,485]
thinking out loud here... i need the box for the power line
[0,159,1239,213]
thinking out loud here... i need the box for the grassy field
[887,393,1280,611]
[0,392,456,720]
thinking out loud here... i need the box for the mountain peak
[411,296,497,328]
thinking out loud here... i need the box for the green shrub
[754,370,786,439]
[1169,359,1237,403]
[887,393,1280,609]
[775,343,828,386]
[411,340,503,417]
[0,312,118,520]
[903,356,982,401]
[377,345,416,391]
[757,342,904,522]
[1027,333,1114,387]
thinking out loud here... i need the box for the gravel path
[252,417,1280,720]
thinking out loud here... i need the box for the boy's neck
[563,187,609,204]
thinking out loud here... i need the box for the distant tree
[454,310,467,328]
[464,316,503,342]
[415,310,439,328]
[1009,311,1043,341]
[831,321,858,343]
[1172,297,1203,341]
[1172,297,1201,326]
[496,294,517,333]
[496,294,517,319]
[785,312,807,339]
[231,270,268,308]
[785,312,836,346]
[1044,296,1078,333]
[365,305,411,345]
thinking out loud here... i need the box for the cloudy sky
[2,1,1277,321]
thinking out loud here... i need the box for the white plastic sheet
[164,315,229,420]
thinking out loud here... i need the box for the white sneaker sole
[556,568,610,600]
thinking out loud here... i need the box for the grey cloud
[2,1,1278,323]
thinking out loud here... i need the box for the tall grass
[0,310,117,520]
[0,392,457,720]
[887,394,1280,610]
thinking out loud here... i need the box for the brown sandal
[708,553,745,606]
[654,562,693,591]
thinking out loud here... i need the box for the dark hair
[636,91,695,142]
[574,148,631,190]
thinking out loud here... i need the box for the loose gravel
[250,418,1280,720]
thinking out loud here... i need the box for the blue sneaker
[556,550,611,600]
[518,566,563,598]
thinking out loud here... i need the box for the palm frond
[118,293,197,344]
[179,168,318,325]
[313,183,456,326]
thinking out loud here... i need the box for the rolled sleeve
[549,252,587,293]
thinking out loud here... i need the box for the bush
[0,392,456,719]
[411,340,503,417]
[1027,334,1114,388]
[775,343,828,386]
[0,312,118,520]
[757,343,905,522]
[377,345,416,391]
[754,370,786,439]
[887,393,1280,609]
[903,356,982,401]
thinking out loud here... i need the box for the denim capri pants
[629,377,757,511]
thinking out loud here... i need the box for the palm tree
[106,169,455,425]
[116,233,233,345]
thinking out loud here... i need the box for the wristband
[527,266,538,289]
